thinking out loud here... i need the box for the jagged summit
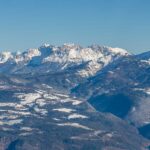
[0,44,129,76]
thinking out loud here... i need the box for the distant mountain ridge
[0,44,129,76]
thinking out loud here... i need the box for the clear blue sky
[0,0,150,53]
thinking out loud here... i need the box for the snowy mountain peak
[26,48,41,58]
[43,43,50,47]
[88,45,129,55]
[0,51,13,64]
[0,44,130,76]
[107,47,129,55]
[61,43,82,51]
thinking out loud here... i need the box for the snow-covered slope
[0,44,129,76]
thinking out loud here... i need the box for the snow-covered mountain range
[0,44,150,150]
[0,43,129,76]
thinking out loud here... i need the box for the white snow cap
[0,51,13,63]
[108,47,129,55]
[0,43,130,76]
[43,43,50,47]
